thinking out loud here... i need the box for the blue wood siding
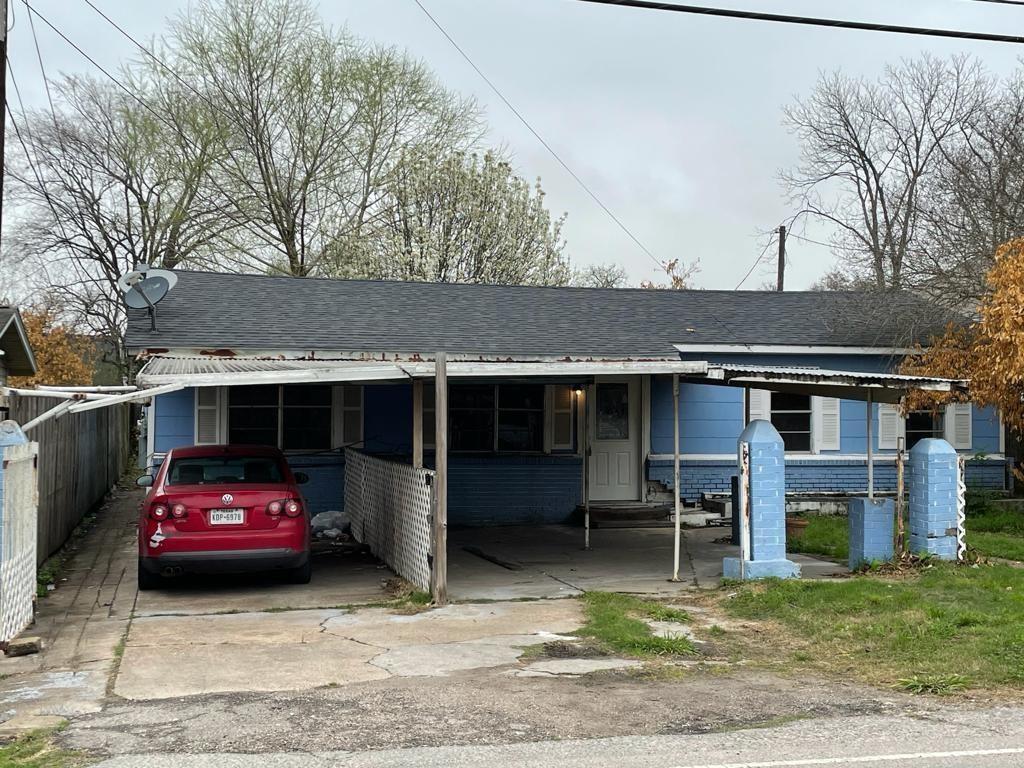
[153,389,194,453]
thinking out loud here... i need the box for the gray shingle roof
[124,270,959,358]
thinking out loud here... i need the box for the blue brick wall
[649,457,1003,499]
[908,438,959,560]
[848,497,894,568]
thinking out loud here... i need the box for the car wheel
[137,558,162,591]
[285,558,312,585]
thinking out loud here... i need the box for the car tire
[285,558,312,585]
[137,559,162,591]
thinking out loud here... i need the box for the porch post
[671,373,682,582]
[412,379,423,469]
[866,390,874,500]
[583,383,592,551]
[432,353,448,605]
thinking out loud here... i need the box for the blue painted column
[908,438,959,560]
[848,497,894,568]
[723,419,800,580]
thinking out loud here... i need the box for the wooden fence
[9,397,131,563]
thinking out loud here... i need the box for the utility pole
[775,224,786,292]
[0,0,9,255]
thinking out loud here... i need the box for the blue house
[127,271,1005,525]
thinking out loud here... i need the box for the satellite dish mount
[118,264,178,332]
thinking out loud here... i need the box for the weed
[896,673,970,695]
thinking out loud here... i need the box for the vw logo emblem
[221,493,233,505]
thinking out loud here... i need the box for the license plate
[209,508,245,525]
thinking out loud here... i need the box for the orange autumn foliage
[902,238,1024,447]
[9,309,93,388]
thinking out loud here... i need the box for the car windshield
[166,456,285,485]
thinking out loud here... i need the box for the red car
[136,445,312,590]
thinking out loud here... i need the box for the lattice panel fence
[344,449,435,591]
[1,439,40,644]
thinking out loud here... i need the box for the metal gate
[344,449,435,591]
[0,432,40,644]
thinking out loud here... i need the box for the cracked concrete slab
[115,601,585,699]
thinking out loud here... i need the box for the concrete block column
[908,438,958,561]
[848,497,894,569]
[723,419,800,580]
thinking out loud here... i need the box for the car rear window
[166,456,285,485]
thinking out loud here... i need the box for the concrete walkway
[448,525,847,601]
[0,483,139,736]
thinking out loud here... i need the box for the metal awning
[700,364,968,404]
[135,355,712,388]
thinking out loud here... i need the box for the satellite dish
[124,276,170,309]
[120,266,178,330]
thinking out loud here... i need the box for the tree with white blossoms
[345,149,571,285]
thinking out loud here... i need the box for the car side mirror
[136,474,154,488]
[294,472,310,485]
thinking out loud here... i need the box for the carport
[128,353,966,603]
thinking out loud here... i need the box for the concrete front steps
[582,501,727,529]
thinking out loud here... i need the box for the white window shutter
[195,387,221,445]
[877,403,904,450]
[747,389,771,422]
[812,396,841,452]
[945,403,973,450]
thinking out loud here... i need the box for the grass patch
[721,562,1024,690]
[787,515,849,560]
[0,728,89,768]
[970,532,1024,562]
[576,592,696,658]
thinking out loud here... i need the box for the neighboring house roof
[0,307,37,376]
[124,270,960,359]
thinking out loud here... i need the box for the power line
[412,0,670,277]
[571,0,1024,44]
[734,233,776,290]
[966,0,1024,6]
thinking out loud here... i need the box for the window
[905,409,943,450]
[770,392,812,452]
[226,384,348,451]
[596,383,629,440]
[426,383,548,453]
[551,385,575,450]
[166,455,284,485]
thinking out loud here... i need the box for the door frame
[588,375,642,502]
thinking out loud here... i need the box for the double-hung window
[769,392,813,452]
[424,383,569,454]
[904,409,943,450]
[217,384,360,451]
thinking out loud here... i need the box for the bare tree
[5,75,231,375]
[782,55,990,290]
[911,70,1024,309]
[574,263,629,288]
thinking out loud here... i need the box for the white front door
[589,377,640,501]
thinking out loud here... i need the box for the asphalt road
[90,707,1024,768]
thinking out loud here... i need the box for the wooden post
[866,390,874,500]
[671,373,682,582]
[895,436,905,554]
[412,379,423,469]
[431,354,448,605]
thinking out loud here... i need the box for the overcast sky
[8,0,1024,289]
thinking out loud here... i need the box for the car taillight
[284,500,302,518]
[171,503,187,519]
[266,500,283,516]
[150,503,169,521]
